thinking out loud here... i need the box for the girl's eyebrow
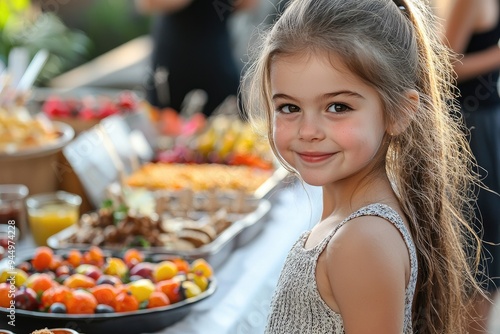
[323,90,365,100]
[272,90,365,101]
[271,93,298,101]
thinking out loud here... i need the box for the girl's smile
[296,151,336,164]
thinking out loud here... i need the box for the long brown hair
[242,0,484,332]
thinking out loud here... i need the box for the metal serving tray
[47,199,272,269]
[254,165,289,200]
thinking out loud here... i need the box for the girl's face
[270,52,388,187]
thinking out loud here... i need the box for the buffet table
[154,183,321,334]
[15,182,322,334]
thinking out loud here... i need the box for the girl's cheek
[273,126,290,156]
[274,116,293,135]
[333,129,350,144]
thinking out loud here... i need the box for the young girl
[242,0,486,333]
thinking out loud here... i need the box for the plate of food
[0,115,74,159]
[0,246,216,334]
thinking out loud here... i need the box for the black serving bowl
[0,279,216,334]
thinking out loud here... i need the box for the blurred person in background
[134,0,259,117]
[441,0,500,332]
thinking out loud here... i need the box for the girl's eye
[277,104,300,114]
[327,103,351,113]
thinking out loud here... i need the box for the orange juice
[28,203,79,246]
[26,191,81,246]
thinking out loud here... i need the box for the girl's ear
[387,89,419,136]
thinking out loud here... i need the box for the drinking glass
[26,191,81,246]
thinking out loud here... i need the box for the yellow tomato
[190,259,213,278]
[0,268,28,287]
[153,261,178,282]
[128,278,155,303]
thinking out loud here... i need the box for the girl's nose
[298,113,325,141]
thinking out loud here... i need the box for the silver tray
[47,199,272,268]
[254,165,289,199]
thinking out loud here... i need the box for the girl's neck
[321,173,397,220]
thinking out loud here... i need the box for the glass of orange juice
[26,191,81,246]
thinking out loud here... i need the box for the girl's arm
[444,0,500,82]
[326,217,408,333]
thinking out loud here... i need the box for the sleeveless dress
[265,203,418,334]
[456,2,500,291]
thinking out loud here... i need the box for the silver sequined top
[265,203,418,334]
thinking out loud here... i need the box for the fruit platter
[42,90,140,122]
[38,90,147,135]
[0,246,216,334]
[154,112,275,170]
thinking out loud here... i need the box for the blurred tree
[0,1,92,85]
[0,0,29,28]
[83,1,150,60]
[0,0,30,64]
[32,0,151,60]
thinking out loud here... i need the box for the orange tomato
[171,258,190,274]
[0,282,12,308]
[147,291,170,309]
[41,286,71,309]
[113,290,139,312]
[83,246,104,267]
[28,273,56,295]
[63,274,96,289]
[114,283,129,295]
[49,254,63,271]
[32,246,54,271]
[155,279,182,304]
[90,284,118,306]
[66,249,82,268]
[123,249,144,268]
[66,289,98,314]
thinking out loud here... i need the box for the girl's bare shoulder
[327,214,408,256]
[323,215,410,331]
[324,215,410,289]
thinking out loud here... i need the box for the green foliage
[0,1,150,85]
[0,11,92,85]
[82,1,151,60]
[0,0,30,29]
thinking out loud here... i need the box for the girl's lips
[297,152,334,163]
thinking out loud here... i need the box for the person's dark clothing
[458,8,500,291]
[146,1,240,116]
